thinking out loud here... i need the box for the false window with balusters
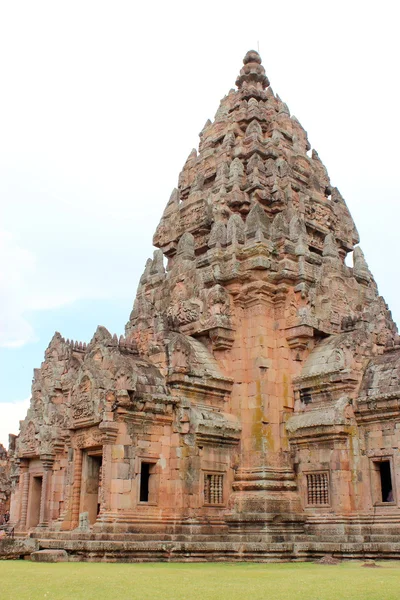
[204,473,224,505]
[305,472,330,506]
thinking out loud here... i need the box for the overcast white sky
[0,0,399,447]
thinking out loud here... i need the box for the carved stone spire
[134,49,392,353]
[235,50,269,90]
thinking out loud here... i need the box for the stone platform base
[22,514,400,563]
[30,549,68,563]
[31,536,400,563]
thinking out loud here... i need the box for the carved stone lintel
[208,327,235,350]
[40,454,55,470]
[285,325,314,360]
[99,421,119,445]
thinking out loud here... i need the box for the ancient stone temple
[8,51,400,561]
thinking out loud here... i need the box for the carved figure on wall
[167,282,202,329]
[39,426,54,455]
[20,422,37,455]
[71,376,94,422]
[168,335,192,375]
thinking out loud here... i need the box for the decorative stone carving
[206,285,231,318]
[353,246,371,282]
[39,426,54,456]
[245,203,269,241]
[74,427,103,449]
[176,232,195,261]
[71,376,94,422]
[167,335,193,375]
[322,233,339,259]
[20,422,38,455]
[227,213,245,245]
[150,249,165,276]
[208,221,227,249]
[167,283,202,329]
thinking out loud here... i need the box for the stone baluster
[38,456,54,527]
[71,448,83,529]
[19,461,30,530]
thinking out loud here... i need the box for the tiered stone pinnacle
[235,49,270,90]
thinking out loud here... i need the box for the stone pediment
[166,333,232,404]
[287,396,353,443]
[192,407,241,446]
[70,330,169,427]
[359,348,400,398]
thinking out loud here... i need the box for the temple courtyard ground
[1,561,400,600]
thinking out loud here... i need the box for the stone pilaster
[71,448,83,529]
[19,461,30,531]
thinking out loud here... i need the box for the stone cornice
[355,393,400,424]
[288,424,352,445]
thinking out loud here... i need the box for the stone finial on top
[236,50,269,90]
[353,246,372,282]
[89,325,112,346]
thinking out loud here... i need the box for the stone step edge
[37,539,400,553]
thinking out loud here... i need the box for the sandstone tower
[8,51,400,560]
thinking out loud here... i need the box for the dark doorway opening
[379,461,393,502]
[140,463,150,502]
[139,462,156,503]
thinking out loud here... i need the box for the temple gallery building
[9,51,400,561]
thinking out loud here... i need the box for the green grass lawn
[1,561,400,600]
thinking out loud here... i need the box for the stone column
[19,461,30,531]
[71,448,83,528]
[38,456,54,527]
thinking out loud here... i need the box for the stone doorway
[27,475,42,528]
[80,449,103,525]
